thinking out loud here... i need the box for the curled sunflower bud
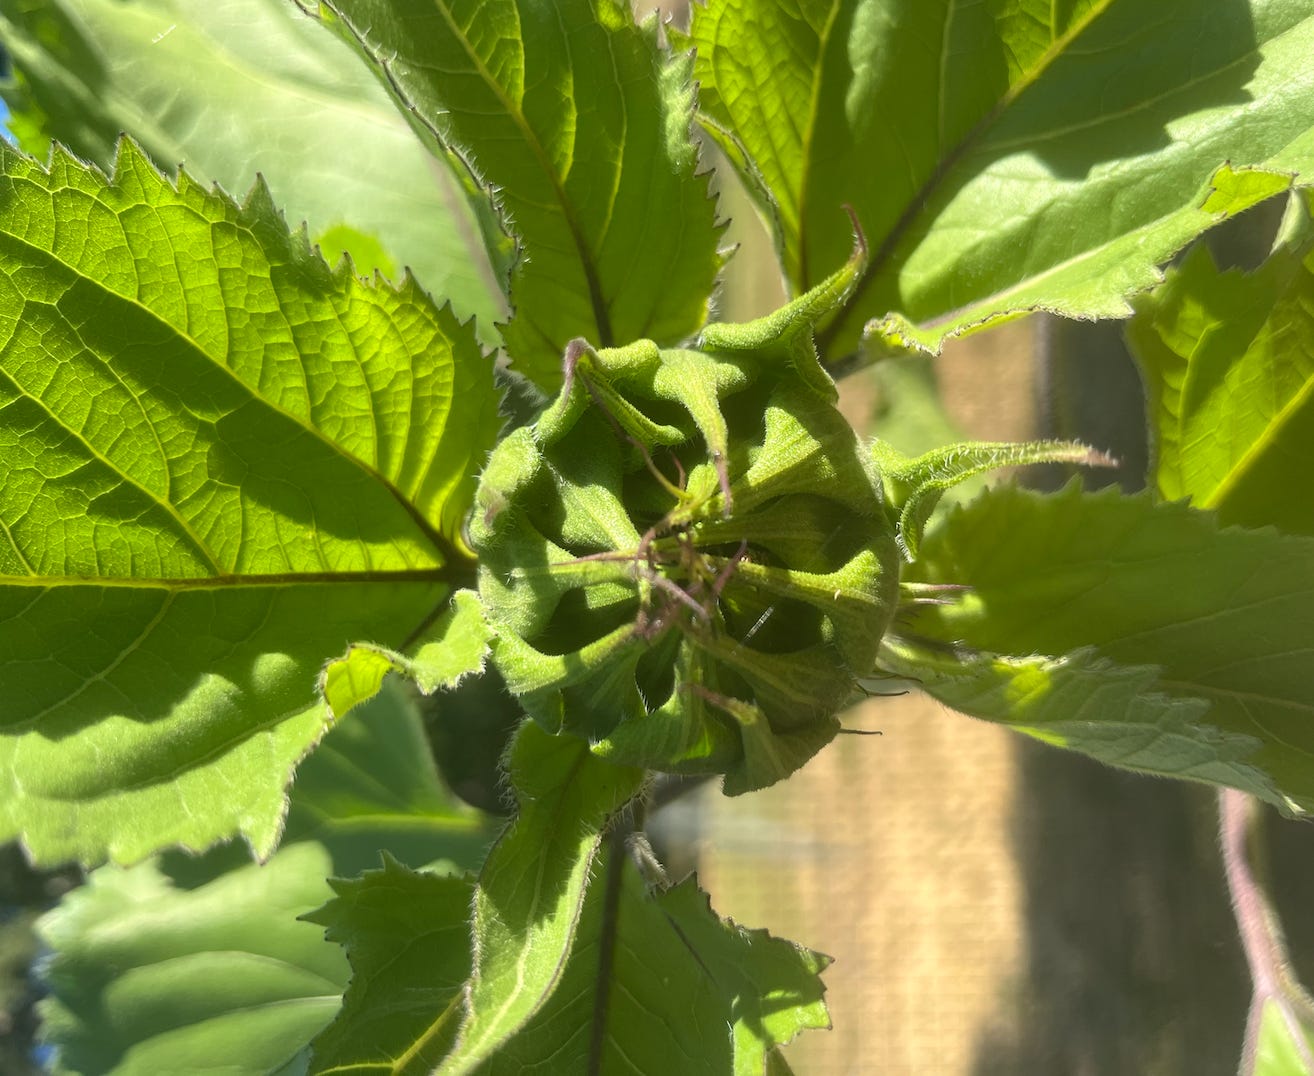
[471,249,900,793]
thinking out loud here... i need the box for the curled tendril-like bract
[470,246,900,793]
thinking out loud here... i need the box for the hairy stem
[1220,789,1314,1072]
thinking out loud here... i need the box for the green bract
[471,249,899,793]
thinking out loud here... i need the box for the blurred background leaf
[0,0,507,334]
[38,680,495,1076]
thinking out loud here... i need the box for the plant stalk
[1220,788,1314,1072]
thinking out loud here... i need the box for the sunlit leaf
[305,858,475,1075]
[872,437,1113,559]
[672,0,828,290]
[1129,187,1314,536]
[0,141,500,865]
[892,483,1314,813]
[442,724,644,1072]
[313,0,724,390]
[1251,996,1314,1076]
[311,722,645,1073]
[308,848,829,1074]
[683,0,1314,359]
[0,0,505,327]
[320,589,492,719]
[876,642,1280,802]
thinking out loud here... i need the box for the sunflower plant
[2,0,1314,1071]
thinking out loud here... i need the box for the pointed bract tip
[842,204,868,264]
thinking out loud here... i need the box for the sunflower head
[471,249,900,792]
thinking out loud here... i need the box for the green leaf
[875,643,1280,803]
[321,589,492,719]
[683,0,1314,358]
[38,681,492,1076]
[671,0,829,291]
[0,141,500,865]
[279,687,493,878]
[443,724,644,1071]
[1129,188,1314,536]
[1252,997,1314,1076]
[305,859,475,1075]
[486,855,830,1074]
[0,0,505,328]
[310,722,644,1073]
[307,849,829,1074]
[314,0,724,390]
[43,844,345,1076]
[893,483,1314,812]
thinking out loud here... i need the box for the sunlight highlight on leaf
[0,0,506,328]
[315,0,724,390]
[0,141,499,865]
[1130,187,1314,537]
[438,723,645,1072]
[893,484,1314,813]
[485,854,830,1074]
[684,0,1314,360]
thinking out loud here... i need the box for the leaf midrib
[0,568,455,588]
[331,0,615,347]
[813,0,1114,353]
[794,0,841,291]
[1205,343,1314,518]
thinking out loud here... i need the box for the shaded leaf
[487,856,829,1074]
[308,723,645,1074]
[320,589,492,718]
[307,849,829,1074]
[876,642,1280,803]
[1129,187,1314,536]
[894,483,1314,812]
[278,685,493,877]
[38,682,492,1076]
[0,141,500,865]
[305,858,475,1075]
[314,0,724,389]
[42,844,345,1076]
[440,724,645,1072]
[683,0,1314,359]
[0,0,505,328]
